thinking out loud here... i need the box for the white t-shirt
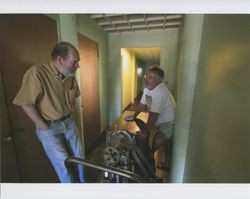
[140,82,176,125]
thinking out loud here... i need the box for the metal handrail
[65,156,147,183]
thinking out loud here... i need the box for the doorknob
[2,136,12,143]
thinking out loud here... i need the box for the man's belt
[47,114,71,124]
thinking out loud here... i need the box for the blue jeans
[36,116,85,183]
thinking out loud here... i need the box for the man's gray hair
[148,66,165,82]
[51,42,76,60]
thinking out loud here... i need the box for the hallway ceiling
[86,14,182,66]
[87,14,184,34]
[129,47,161,65]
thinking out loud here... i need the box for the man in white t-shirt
[126,66,176,171]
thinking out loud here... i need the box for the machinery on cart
[66,118,164,183]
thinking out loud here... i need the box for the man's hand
[36,121,49,130]
[125,103,146,122]
[22,104,49,130]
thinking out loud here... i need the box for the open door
[78,33,101,154]
[0,14,58,182]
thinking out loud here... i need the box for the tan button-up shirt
[13,63,80,120]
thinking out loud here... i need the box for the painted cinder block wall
[184,14,250,182]
[172,14,250,183]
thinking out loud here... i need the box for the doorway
[120,47,161,110]
[78,33,101,155]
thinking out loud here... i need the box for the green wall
[184,14,250,182]
[170,14,204,183]
[108,30,179,122]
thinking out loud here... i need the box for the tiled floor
[84,136,106,183]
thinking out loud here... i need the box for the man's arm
[133,103,146,119]
[22,105,49,130]
[125,103,146,121]
[146,111,158,134]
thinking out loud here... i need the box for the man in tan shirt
[13,42,84,183]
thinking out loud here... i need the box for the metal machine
[103,126,161,183]
[65,119,163,183]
